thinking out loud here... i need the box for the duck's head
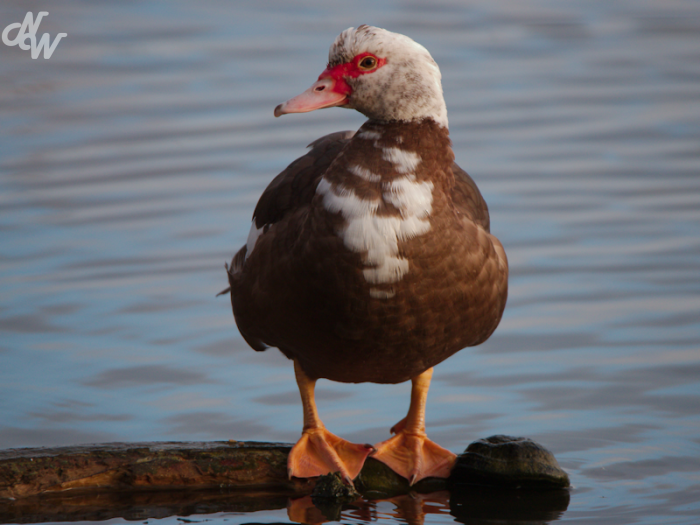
[274,25,448,128]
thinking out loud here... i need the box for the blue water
[1,0,699,523]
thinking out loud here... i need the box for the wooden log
[0,440,447,523]
[0,438,570,524]
[0,441,308,500]
[0,436,569,500]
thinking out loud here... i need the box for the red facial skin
[274,53,386,117]
[318,52,388,101]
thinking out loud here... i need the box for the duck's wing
[225,129,354,268]
[220,130,353,295]
[450,162,491,232]
[252,130,355,229]
[223,131,354,350]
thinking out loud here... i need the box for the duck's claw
[372,430,456,485]
[288,427,374,482]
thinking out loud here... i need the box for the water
[1,0,699,523]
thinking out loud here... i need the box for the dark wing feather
[222,130,353,345]
[451,162,490,232]
[252,130,355,228]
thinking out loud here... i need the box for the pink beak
[274,78,348,117]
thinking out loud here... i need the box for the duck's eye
[358,56,377,70]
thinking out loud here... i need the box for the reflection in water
[450,487,570,525]
[0,487,569,525]
[0,489,291,524]
[288,492,454,525]
[289,489,569,525]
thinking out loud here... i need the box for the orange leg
[287,360,374,484]
[372,368,456,485]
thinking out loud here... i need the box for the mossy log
[1,441,466,501]
[1,436,568,501]
[0,437,569,523]
[0,441,305,500]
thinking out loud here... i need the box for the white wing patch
[316,147,433,291]
[357,130,382,140]
[348,164,382,182]
[370,288,396,299]
[383,176,433,219]
[382,147,421,174]
[317,178,380,216]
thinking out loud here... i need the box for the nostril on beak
[315,85,325,92]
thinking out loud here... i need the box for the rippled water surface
[1,1,699,524]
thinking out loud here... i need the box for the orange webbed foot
[288,427,374,483]
[372,429,456,485]
[372,368,457,484]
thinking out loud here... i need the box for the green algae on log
[449,435,570,489]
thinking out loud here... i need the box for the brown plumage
[225,25,508,485]
[228,120,507,383]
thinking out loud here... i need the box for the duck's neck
[324,119,454,192]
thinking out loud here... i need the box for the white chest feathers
[316,146,433,292]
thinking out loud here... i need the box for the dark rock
[309,472,360,521]
[449,435,570,489]
[310,472,360,500]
